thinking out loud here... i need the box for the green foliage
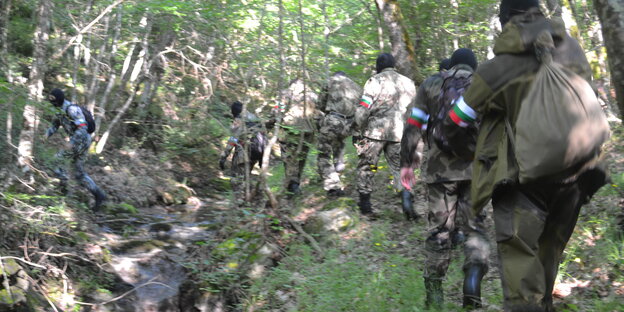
[7,2,34,57]
[107,202,139,215]
[246,244,427,312]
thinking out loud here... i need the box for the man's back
[323,75,362,117]
[356,68,416,142]
[464,8,595,213]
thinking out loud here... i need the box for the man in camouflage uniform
[316,71,362,197]
[400,50,490,309]
[459,1,608,310]
[219,101,266,197]
[278,79,318,195]
[354,53,417,219]
[45,88,106,211]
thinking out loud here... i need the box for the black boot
[358,193,372,215]
[287,181,301,196]
[463,265,486,309]
[92,188,107,212]
[424,277,444,309]
[327,189,346,197]
[401,190,418,221]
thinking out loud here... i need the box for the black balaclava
[231,101,243,118]
[376,53,395,74]
[449,48,478,71]
[499,0,540,26]
[49,88,65,108]
[439,58,452,71]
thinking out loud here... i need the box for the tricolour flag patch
[228,137,239,146]
[359,95,373,108]
[448,96,476,128]
[407,107,429,130]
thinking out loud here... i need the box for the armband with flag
[407,107,429,130]
[359,95,373,109]
[227,136,239,146]
[448,96,476,128]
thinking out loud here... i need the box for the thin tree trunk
[294,0,309,168]
[561,0,585,45]
[260,0,286,210]
[18,0,50,175]
[374,0,421,83]
[451,0,459,50]
[0,0,12,82]
[86,14,110,113]
[70,34,83,102]
[545,0,564,17]
[95,7,123,132]
[96,13,152,154]
[138,26,175,112]
[594,0,624,119]
[322,0,330,81]
[50,0,125,61]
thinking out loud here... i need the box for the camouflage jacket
[221,111,262,158]
[402,65,474,183]
[46,100,89,138]
[463,9,595,213]
[355,68,416,142]
[317,74,362,117]
[280,80,319,133]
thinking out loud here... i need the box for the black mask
[49,88,65,107]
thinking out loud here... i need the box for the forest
[0,0,622,311]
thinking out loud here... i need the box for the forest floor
[0,123,622,311]
[242,123,624,312]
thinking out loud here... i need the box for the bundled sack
[510,30,610,184]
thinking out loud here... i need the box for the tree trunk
[374,0,420,83]
[95,7,123,132]
[138,25,175,113]
[0,0,12,82]
[594,0,624,119]
[96,13,152,154]
[17,0,50,174]
[561,0,585,44]
[545,0,563,17]
[85,14,110,113]
[322,0,330,81]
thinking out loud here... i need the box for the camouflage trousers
[491,182,590,312]
[424,181,489,281]
[228,145,260,196]
[280,130,314,187]
[51,129,102,197]
[317,115,351,191]
[355,138,402,194]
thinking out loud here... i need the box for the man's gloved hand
[219,156,227,170]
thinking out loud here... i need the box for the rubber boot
[424,277,444,309]
[327,189,346,197]
[463,265,486,309]
[287,181,301,197]
[358,193,372,215]
[401,190,418,221]
[92,188,107,212]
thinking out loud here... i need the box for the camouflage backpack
[428,69,477,160]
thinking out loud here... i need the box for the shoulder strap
[504,117,516,150]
